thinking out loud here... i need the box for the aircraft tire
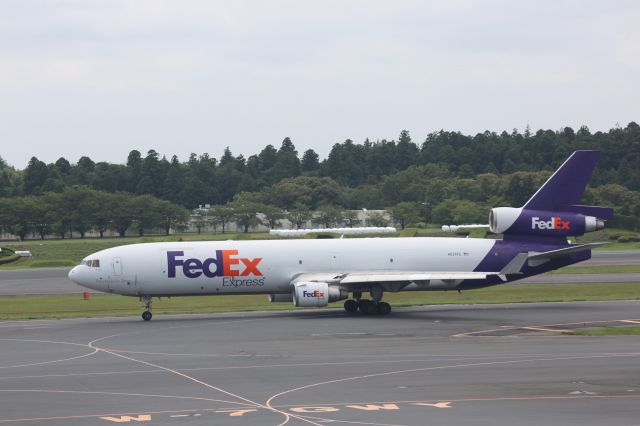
[376,302,391,315]
[142,311,152,321]
[344,299,359,313]
[358,299,375,315]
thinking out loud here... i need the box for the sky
[1,0,639,168]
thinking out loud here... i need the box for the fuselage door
[113,257,122,276]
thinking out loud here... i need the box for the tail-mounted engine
[489,207,605,238]
[487,151,614,240]
[292,282,349,307]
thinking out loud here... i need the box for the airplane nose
[68,266,82,284]
[68,265,92,289]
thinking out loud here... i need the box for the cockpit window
[82,259,100,267]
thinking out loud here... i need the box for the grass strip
[1,282,639,320]
[564,325,640,336]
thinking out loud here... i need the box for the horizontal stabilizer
[527,242,607,267]
[560,204,614,220]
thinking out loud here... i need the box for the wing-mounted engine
[292,282,348,307]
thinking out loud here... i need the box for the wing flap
[339,271,495,283]
[291,271,499,287]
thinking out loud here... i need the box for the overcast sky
[1,0,639,168]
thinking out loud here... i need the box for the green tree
[301,149,320,173]
[128,194,165,236]
[210,205,235,233]
[93,192,115,238]
[313,205,343,228]
[126,150,143,193]
[230,200,261,233]
[157,199,189,235]
[388,202,421,230]
[451,200,488,224]
[111,193,134,237]
[30,195,57,240]
[69,156,95,186]
[136,150,163,195]
[341,210,360,228]
[57,187,99,238]
[431,200,457,225]
[23,157,48,195]
[273,137,301,181]
[366,211,388,227]
[260,204,285,229]
[0,196,31,240]
[287,204,312,229]
[192,208,209,234]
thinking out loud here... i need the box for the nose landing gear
[141,296,153,321]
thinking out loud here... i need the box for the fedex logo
[167,250,263,279]
[531,216,571,230]
[302,290,325,298]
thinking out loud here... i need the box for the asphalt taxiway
[1,301,639,425]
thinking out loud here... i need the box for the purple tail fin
[523,150,613,220]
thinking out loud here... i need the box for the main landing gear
[343,287,392,315]
[141,295,153,321]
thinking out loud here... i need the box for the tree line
[0,187,190,240]
[1,122,639,236]
[2,123,640,204]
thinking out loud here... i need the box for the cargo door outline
[108,257,138,294]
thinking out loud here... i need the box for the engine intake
[292,282,348,307]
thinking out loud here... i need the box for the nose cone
[68,265,81,284]
[68,265,95,290]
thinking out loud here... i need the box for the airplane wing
[290,270,503,291]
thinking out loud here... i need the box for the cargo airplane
[69,151,613,321]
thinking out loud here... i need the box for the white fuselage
[68,237,497,296]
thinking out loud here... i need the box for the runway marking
[2,394,640,424]
[0,389,254,406]
[347,404,400,411]
[0,338,90,348]
[0,408,222,424]
[214,409,258,416]
[1,352,609,381]
[0,338,99,369]
[100,414,151,423]
[452,318,640,337]
[101,348,274,357]
[412,402,451,408]
[2,318,308,425]
[263,352,640,425]
[3,307,640,425]
[290,407,339,413]
[87,328,323,426]
[620,320,640,324]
